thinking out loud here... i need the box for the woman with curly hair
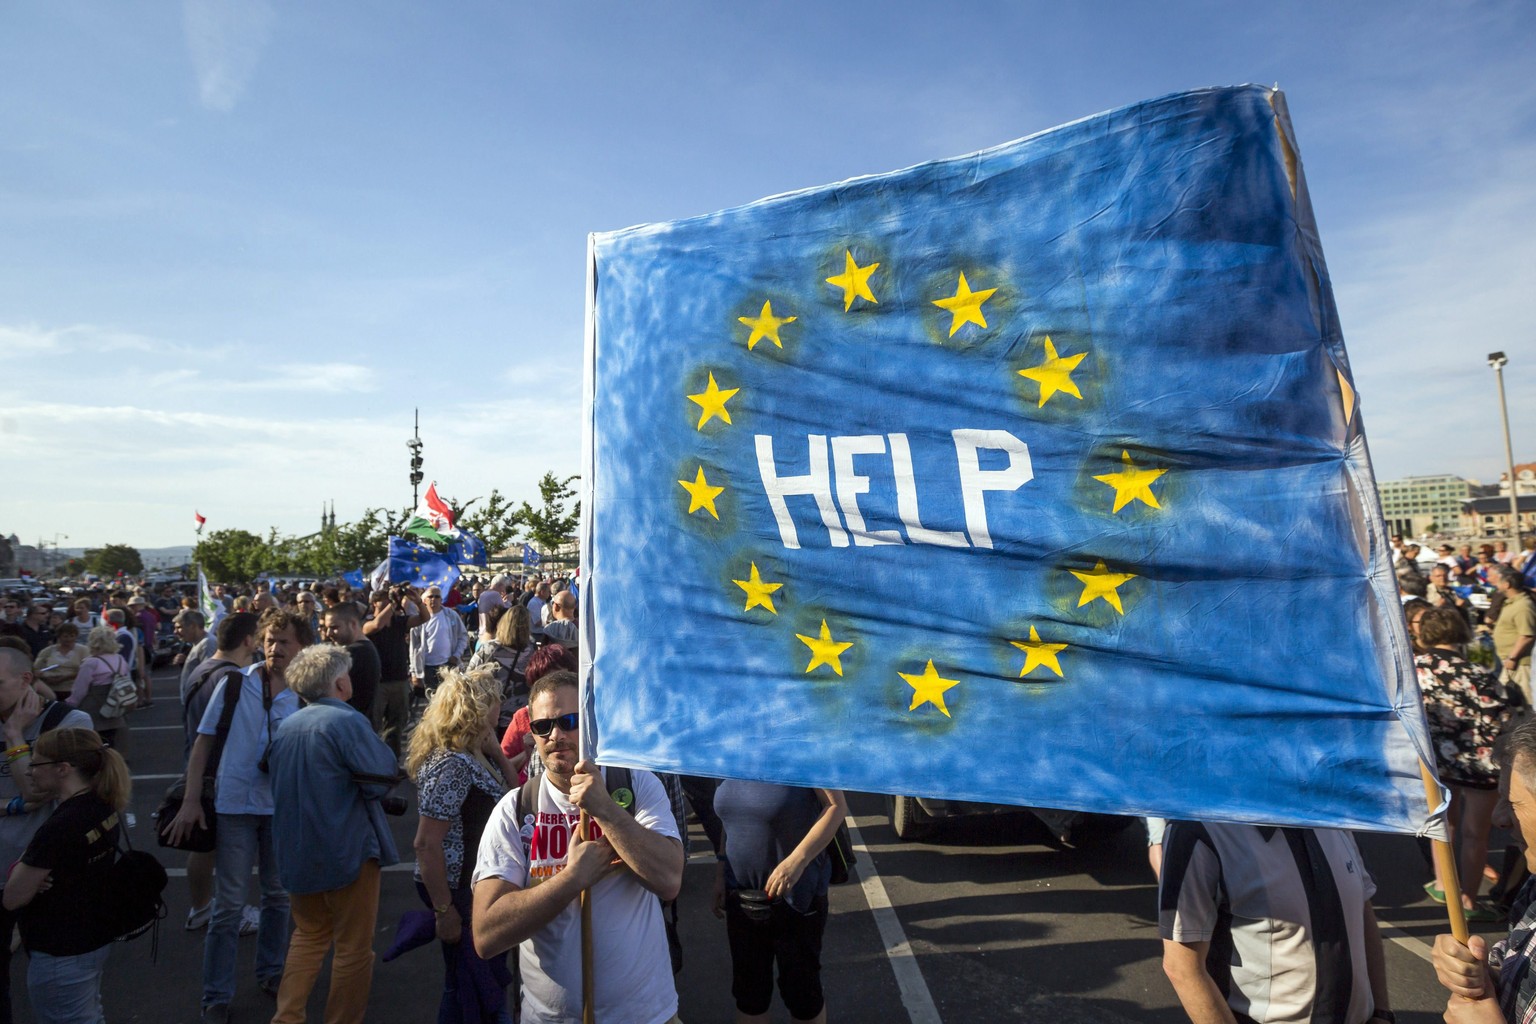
[1417,605,1512,919]
[408,667,522,1023]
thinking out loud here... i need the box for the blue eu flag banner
[341,569,366,590]
[387,536,461,591]
[447,532,489,567]
[582,86,1439,836]
[522,543,541,567]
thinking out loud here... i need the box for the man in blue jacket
[267,642,400,1024]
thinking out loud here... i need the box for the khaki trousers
[272,860,382,1024]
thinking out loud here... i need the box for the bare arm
[2,689,48,804]
[166,734,215,844]
[413,816,464,944]
[570,761,684,900]
[362,604,393,637]
[471,831,621,957]
[1,863,50,911]
[1162,939,1236,1024]
[765,788,847,900]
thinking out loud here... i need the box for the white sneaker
[238,905,261,937]
[186,902,213,931]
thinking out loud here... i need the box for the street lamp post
[1489,352,1522,547]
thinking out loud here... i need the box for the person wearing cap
[127,594,158,707]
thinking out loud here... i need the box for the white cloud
[247,363,381,394]
[182,0,275,113]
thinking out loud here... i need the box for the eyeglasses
[528,713,579,738]
[26,760,64,770]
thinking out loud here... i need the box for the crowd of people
[0,571,842,1024]
[0,535,1534,1023]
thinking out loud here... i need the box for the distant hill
[60,545,195,569]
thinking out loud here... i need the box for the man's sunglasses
[529,713,579,738]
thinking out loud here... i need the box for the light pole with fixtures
[1488,351,1523,546]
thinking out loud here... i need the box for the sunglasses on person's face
[528,712,579,738]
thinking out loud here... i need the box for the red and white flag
[194,511,207,535]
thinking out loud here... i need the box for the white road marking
[1379,922,1434,963]
[846,815,943,1024]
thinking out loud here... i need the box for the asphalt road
[8,664,1490,1023]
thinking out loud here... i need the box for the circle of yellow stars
[673,243,1170,717]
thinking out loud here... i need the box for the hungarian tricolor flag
[404,483,459,545]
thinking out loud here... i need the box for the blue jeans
[27,945,111,1024]
[203,813,290,1008]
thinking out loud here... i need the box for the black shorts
[724,890,828,1020]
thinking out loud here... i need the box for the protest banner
[580,85,1442,839]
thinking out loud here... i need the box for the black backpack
[97,822,169,955]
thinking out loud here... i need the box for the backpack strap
[515,774,542,823]
[204,666,248,780]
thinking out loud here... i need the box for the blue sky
[2,1,1532,549]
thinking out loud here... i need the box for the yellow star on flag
[737,300,796,351]
[678,466,725,520]
[732,562,782,614]
[687,373,739,429]
[1069,560,1136,615]
[825,250,879,311]
[1010,626,1068,678]
[796,619,853,676]
[1093,450,1167,513]
[1017,335,1085,407]
[931,272,997,337]
[900,659,960,717]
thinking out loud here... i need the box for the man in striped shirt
[1160,819,1393,1023]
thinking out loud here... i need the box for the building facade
[1377,475,1473,538]
[1461,495,1536,539]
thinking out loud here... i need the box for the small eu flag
[387,537,460,591]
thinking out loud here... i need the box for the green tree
[194,529,270,583]
[298,509,393,576]
[84,544,143,578]
[520,473,580,556]
[60,557,88,577]
[456,489,527,556]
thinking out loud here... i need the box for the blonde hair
[495,602,531,649]
[85,626,120,656]
[405,666,502,778]
[34,728,132,811]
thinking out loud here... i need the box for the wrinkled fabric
[583,85,1437,836]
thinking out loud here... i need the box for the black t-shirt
[369,612,410,682]
[18,792,121,955]
[345,639,382,718]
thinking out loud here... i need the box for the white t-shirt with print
[473,768,680,1024]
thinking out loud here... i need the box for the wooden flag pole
[1421,761,1469,944]
[580,809,596,1024]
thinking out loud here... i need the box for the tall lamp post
[1489,352,1522,546]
